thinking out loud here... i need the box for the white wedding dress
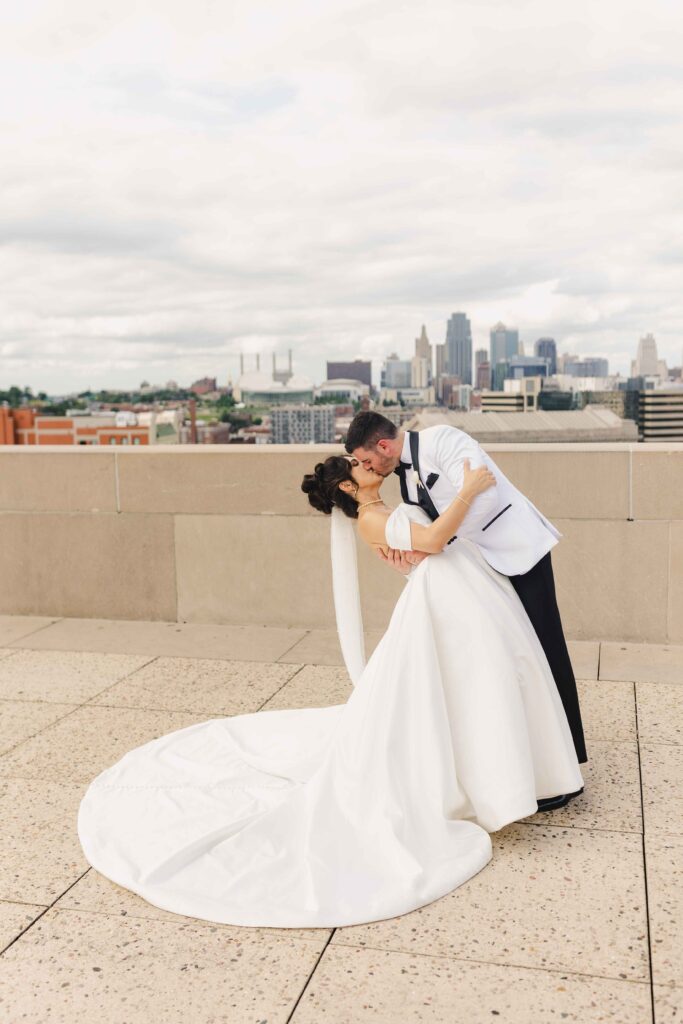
[77,503,584,929]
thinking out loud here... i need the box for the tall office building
[564,357,609,377]
[508,355,550,378]
[271,405,335,444]
[557,352,579,373]
[326,360,372,386]
[412,325,432,387]
[475,348,488,368]
[492,361,511,391]
[415,325,432,363]
[435,343,446,379]
[445,312,472,385]
[475,361,491,390]
[534,338,557,375]
[381,353,412,389]
[490,322,519,371]
[411,356,430,389]
[631,333,662,379]
[638,390,683,441]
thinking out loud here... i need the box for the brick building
[0,407,151,445]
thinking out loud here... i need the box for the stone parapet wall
[0,443,681,642]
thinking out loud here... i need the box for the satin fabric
[77,504,583,929]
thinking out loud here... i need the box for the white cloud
[1,0,682,392]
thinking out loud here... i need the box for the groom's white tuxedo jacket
[400,425,561,576]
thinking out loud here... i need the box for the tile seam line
[520,820,645,836]
[0,866,92,957]
[285,928,336,1023]
[0,655,161,758]
[0,898,49,910]
[74,653,161,708]
[2,619,65,648]
[326,939,652,986]
[634,679,657,1022]
[2,646,318,664]
[275,630,312,662]
[44,903,330,940]
[256,663,309,711]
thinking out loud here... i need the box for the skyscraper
[490,322,519,370]
[413,325,432,386]
[445,312,472,385]
[415,325,431,362]
[382,353,412,389]
[475,361,491,390]
[435,343,446,379]
[271,405,335,444]
[326,360,372,386]
[508,355,550,378]
[534,338,557,375]
[631,333,660,378]
[475,348,488,368]
[564,357,609,377]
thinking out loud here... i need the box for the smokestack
[288,348,292,373]
[272,352,276,376]
[189,398,197,445]
[256,353,260,371]
[240,353,244,376]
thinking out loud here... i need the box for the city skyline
[1,2,682,393]
[3,322,674,398]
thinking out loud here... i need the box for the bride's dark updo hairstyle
[301,455,359,519]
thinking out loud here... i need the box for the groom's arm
[432,426,500,528]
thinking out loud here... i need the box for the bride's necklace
[358,498,385,513]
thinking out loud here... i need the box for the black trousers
[508,552,588,765]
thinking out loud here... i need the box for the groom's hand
[376,547,429,574]
[376,546,412,574]
[405,550,430,566]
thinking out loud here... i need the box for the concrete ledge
[0,443,680,641]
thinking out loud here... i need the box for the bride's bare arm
[358,460,496,555]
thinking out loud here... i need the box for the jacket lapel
[408,431,440,522]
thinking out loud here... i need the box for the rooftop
[0,613,682,1022]
[408,406,639,442]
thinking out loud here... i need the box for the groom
[345,410,587,812]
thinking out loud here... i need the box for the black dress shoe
[536,786,584,812]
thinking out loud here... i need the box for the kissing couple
[77,412,587,929]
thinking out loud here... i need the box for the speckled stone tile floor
[0,615,681,1023]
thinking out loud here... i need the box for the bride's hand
[405,550,430,566]
[461,458,497,499]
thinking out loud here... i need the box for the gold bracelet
[455,494,471,507]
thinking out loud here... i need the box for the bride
[77,452,584,929]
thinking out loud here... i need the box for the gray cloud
[0,0,682,392]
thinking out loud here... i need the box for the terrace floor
[0,614,681,1023]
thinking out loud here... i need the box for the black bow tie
[394,460,411,475]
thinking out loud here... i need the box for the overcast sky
[1,0,682,393]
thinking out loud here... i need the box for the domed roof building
[233,371,314,405]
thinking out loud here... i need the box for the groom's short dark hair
[345,411,398,453]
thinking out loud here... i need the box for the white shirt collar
[400,430,411,464]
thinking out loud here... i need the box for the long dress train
[77,503,584,929]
